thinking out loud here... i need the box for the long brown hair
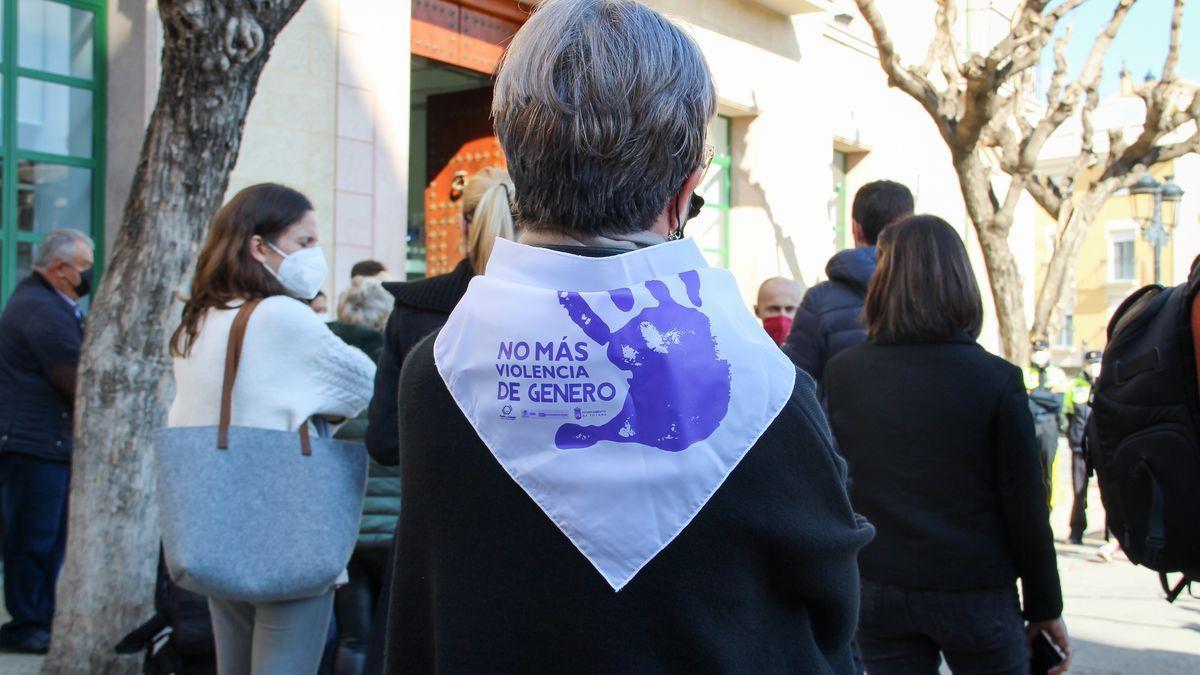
[170,184,314,357]
[865,214,983,344]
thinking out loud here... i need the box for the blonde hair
[337,276,392,332]
[462,167,516,274]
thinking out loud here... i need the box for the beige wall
[227,0,338,297]
[227,0,413,304]
[105,0,161,261]
[332,0,410,299]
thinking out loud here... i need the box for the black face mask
[73,267,93,298]
[670,193,706,241]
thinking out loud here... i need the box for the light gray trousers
[208,590,334,675]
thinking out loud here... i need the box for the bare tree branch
[1025,175,1064,216]
[853,0,1197,361]
[854,0,953,144]
[1162,0,1185,82]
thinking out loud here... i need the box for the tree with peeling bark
[43,1,307,672]
[854,0,1199,364]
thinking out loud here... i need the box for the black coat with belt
[824,332,1063,622]
[365,259,474,466]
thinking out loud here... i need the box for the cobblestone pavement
[0,443,1198,673]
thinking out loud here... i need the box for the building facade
[1036,73,1200,364]
[0,0,106,304]
[5,0,1052,358]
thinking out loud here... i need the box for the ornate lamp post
[1130,174,1185,284]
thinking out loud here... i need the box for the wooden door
[412,0,528,75]
[424,87,507,276]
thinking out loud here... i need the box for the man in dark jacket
[783,180,913,387]
[0,229,93,654]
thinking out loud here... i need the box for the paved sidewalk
[1046,443,1200,674]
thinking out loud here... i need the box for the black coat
[824,333,1063,622]
[783,247,876,387]
[382,335,874,673]
[0,273,85,462]
[365,260,474,466]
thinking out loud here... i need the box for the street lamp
[1130,174,1185,284]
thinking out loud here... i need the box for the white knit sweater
[167,296,376,431]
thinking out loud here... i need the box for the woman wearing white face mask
[167,183,376,674]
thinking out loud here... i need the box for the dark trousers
[332,545,390,675]
[1069,450,1088,541]
[0,453,70,644]
[857,580,1027,675]
[1034,416,1058,508]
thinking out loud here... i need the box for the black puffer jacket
[783,247,877,388]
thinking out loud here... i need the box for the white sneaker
[1096,541,1118,563]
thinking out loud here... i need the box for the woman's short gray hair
[492,0,716,236]
[337,276,392,332]
[33,229,93,268]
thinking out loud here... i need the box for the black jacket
[366,260,474,466]
[382,335,874,673]
[784,247,876,388]
[824,334,1063,622]
[0,273,85,462]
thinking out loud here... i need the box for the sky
[1041,0,1199,97]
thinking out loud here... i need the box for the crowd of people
[6,0,1178,673]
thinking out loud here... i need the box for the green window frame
[833,149,849,250]
[698,115,731,269]
[0,0,106,308]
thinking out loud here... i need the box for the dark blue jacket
[0,274,84,462]
[783,247,877,387]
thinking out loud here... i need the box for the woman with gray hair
[380,1,872,672]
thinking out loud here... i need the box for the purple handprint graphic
[555,271,732,452]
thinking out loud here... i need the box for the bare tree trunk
[976,228,1029,366]
[44,2,305,671]
[1031,181,1124,340]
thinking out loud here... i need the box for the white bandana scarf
[435,238,796,590]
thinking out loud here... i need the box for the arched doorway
[408,0,532,278]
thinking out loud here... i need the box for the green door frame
[702,115,732,269]
[0,0,106,308]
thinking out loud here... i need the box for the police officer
[1024,339,1066,508]
[1064,350,1101,544]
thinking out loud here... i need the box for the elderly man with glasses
[377,1,872,672]
[0,228,94,654]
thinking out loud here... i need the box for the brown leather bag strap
[298,421,313,456]
[217,299,263,449]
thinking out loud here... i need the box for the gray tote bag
[155,299,368,602]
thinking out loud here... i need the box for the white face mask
[1088,363,1102,379]
[1032,351,1050,368]
[264,241,327,300]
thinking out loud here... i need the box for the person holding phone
[824,215,1071,674]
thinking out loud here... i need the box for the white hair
[34,229,94,268]
[337,276,392,332]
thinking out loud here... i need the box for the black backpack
[1086,259,1200,602]
[115,551,215,674]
